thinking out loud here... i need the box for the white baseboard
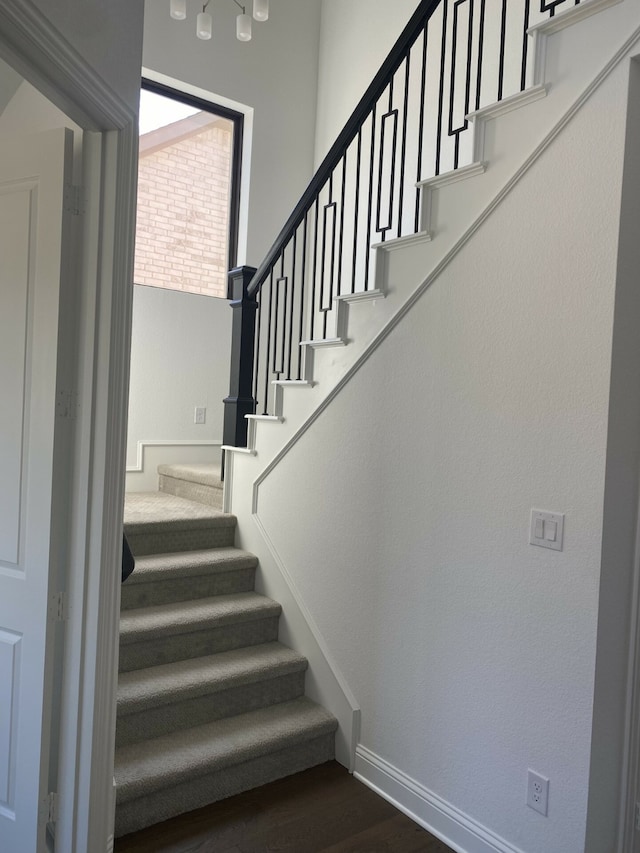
[354,746,525,853]
[125,440,223,493]
[126,439,222,473]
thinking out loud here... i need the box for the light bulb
[253,0,269,21]
[237,13,252,41]
[170,0,187,19]
[196,10,212,39]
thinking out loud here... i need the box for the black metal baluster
[273,272,281,377]
[287,229,297,379]
[338,154,346,296]
[415,24,428,232]
[448,0,474,170]
[541,0,569,17]
[398,54,410,239]
[278,254,287,377]
[319,175,338,340]
[365,104,377,291]
[435,0,449,176]
[297,212,308,380]
[377,105,399,238]
[352,129,363,294]
[520,0,531,91]
[310,197,320,339]
[449,0,460,168]
[475,0,486,110]
[263,271,274,414]
[498,0,508,101]
[377,84,394,244]
[319,176,331,337]
[460,0,474,167]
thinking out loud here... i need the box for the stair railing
[223,0,583,449]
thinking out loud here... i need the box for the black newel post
[222,266,258,479]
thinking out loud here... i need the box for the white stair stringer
[223,0,640,775]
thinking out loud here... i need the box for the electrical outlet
[194,406,206,424]
[527,770,549,816]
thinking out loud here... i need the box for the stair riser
[126,525,235,556]
[121,568,256,610]
[115,737,335,837]
[159,474,223,509]
[116,670,306,747]
[118,617,280,672]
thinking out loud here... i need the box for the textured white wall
[125,285,231,491]
[142,0,322,267]
[255,60,633,853]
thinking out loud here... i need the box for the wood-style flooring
[113,761,454,853]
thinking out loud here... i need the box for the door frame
[0,3,138,851]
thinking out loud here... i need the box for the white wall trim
[355,746,525,853]
[250,19,640,505]
[126,439,223,473]
[621,480,640,852]
[527,0,625,87]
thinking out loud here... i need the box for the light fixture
[169,0,268,43]
[253,0,269,21]
[170,0,187,20]
[196,4,213,39]
[236,11,252,41]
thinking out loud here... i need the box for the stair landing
[117,490,337,838]
[158,463,223,509]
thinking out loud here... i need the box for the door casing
[0,4,139,851]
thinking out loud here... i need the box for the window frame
[140,77,244,283]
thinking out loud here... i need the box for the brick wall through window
[134,112,234,299]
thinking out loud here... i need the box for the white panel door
[0,128,73,853]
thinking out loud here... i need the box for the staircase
[116,0,640,845]
[115,489,337,838]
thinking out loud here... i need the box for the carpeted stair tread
[158,463,222,489]
[124,492,235,536]
[114,697,338,804]
[124,548,257,585]
[119,592,281,645]
[117,642,307,715]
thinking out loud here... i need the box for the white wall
[125,284,231,492]
[30,0,144,111]
[142,0,322,267]
[252,58,634,853]
[0,56,21,113]
[314,0,417,164]
[0,79,83,183]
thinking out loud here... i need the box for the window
[135,79,243,298]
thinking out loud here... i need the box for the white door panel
[0,128,73,853]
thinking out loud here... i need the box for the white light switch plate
[530,510,564,551]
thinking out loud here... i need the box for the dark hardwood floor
[113,761,454,852]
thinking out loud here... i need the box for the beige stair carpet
[116,491,337,837]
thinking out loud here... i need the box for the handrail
[223,0,583,444]
[247,0,441,297]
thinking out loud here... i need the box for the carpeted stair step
[116,642,308,747]
[118,592,281,672]
[120,547,258,610]
[158,463,223,509]
[124,492,236,556]
[114,697,338,837]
